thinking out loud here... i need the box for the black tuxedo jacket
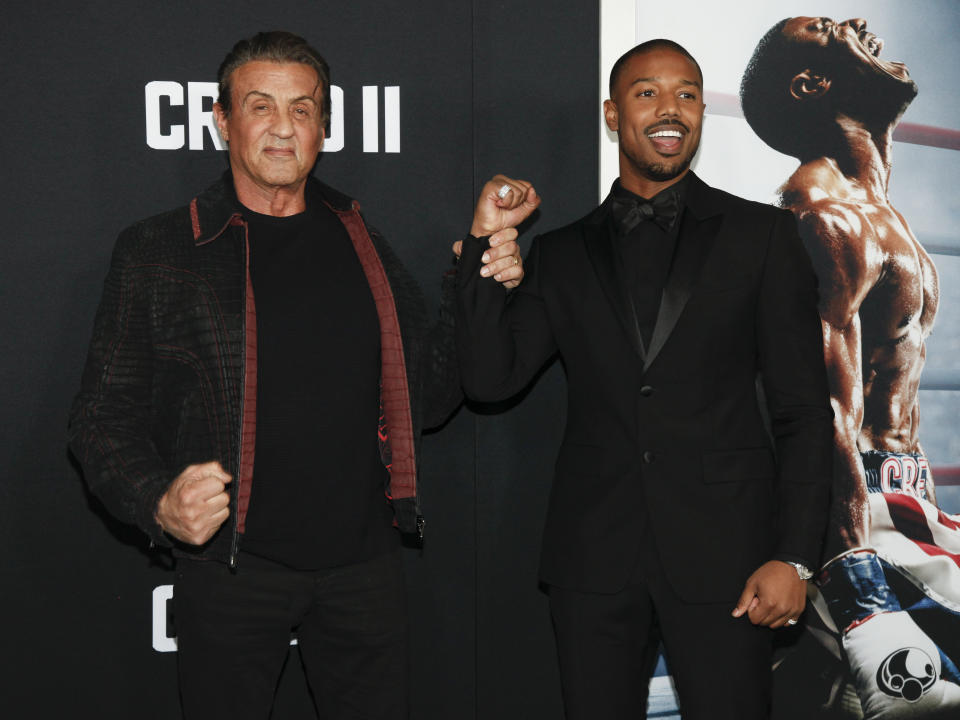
[456,172,833,602]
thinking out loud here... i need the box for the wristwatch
[784,560,814,581]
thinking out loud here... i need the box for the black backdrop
[1,2,596,718]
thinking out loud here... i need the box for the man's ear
[213,102,229,142]
[790,69,832,101]
[603,99,619,132]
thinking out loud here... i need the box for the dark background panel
[436,5,600,714]
[470,4,600,718]
[1,1,596,718]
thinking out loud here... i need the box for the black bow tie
[610,188,681,235]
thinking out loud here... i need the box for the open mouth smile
[646,125,686,154]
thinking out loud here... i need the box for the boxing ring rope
[703,91,960,152]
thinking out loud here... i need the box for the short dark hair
[608,39,703,97]
[740,19,830,159]
[217,31,331,128]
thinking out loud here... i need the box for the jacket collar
[582,170,725,370]
[190,171,360,245]
[642,174,723,372]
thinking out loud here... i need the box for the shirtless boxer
[742,16,960,718]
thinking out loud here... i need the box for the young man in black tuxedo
[455,39,833,720]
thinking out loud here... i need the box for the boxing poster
[600,1,960,718]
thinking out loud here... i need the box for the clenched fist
[155,461,232,545]
[470,174,541,238]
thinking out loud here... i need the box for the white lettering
[152,584,177,652]
[145,82,389,153]
[917,457,929,497]
[363,86,379,153]
[880,457,900,493]
[901,456,919,495]
[384,86,400,153]
[187,82,224,151]
[323,85,344,153]
[145,81,185,150]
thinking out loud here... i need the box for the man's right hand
[155,461,232,545]
[470,175,540,238]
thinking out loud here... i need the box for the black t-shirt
[239,200,397,569]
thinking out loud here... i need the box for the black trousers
[173,548,408,720]
[549,533,773,720]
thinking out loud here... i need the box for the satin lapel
[582,204,646,359]
[643,174,724,373]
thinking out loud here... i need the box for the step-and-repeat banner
[8,1,956,717]
[601,1,960,718]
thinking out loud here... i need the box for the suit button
[640,385,654,397]
[643,451,655,463]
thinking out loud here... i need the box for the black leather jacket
[69,174,461,565]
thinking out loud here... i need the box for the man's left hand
[452,175,540,290]
[453,228,525,289]
[731,560,807,628]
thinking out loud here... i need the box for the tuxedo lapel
[582,199,646,359]
[642,173,725,373]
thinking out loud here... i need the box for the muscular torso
[782,158,939,454]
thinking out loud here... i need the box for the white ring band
[497,184,511,199]
[786,618,798,626]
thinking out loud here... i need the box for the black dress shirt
[609,175,689,350]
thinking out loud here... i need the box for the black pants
[173,549,408,720]
[549,536,772,720]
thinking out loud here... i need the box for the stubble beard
[625,135,701,183]
[642,156,693,182]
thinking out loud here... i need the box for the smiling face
[604,48,705,196]
[213,60,325,211]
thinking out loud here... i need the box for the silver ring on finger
[497,184,511,199]
[786,618,798,626]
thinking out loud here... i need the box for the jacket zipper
[228,221,248,569]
